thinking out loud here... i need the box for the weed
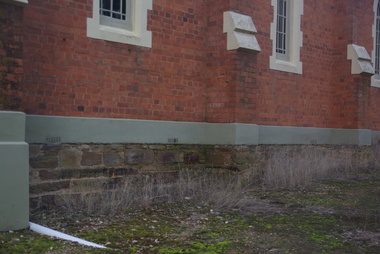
[58,168,251,215]
[262,146,357,190]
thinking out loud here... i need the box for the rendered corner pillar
[0,111,29,231]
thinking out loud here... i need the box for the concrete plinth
[0,111,29,231]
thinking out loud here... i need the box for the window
[372,0,380,87]
[99,0,132,30]
[87,0,152,48]
[276,0,289,60]
[270,0,303,74]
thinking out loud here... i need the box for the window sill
[269,57,303,74]
[87,20,152,48]
[371,77,380,88]
[0,0,28,6]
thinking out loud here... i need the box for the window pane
[122,0,126,15]
[276,0,288,58]
[100,0,127,20]
[279,0,283,14]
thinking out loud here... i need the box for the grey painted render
[259,125,372,146]
[26,115,373,146]
[0,111,26,142]
[0,111,29,231]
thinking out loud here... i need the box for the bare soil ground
[1,171,380,253]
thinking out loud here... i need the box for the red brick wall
[204,0,235,123]
[0,2,24,110]
[20,0,380,130]
[22,0,207,121]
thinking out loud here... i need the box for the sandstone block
[109,168,136,176]
[59,147,81,169]
[30,180,70,195]
[157,151,183,164]
[125,150,154,164]
[29,156,58,169]
[206,151,232,166]
[81,152,102,166]
[184,153,200,164]
[104,153,123,167]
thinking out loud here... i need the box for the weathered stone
[184,153,200,164]
[60,147,81,169]
[139,165,160,173]
[125,150,154,164]
[104,153,122,167]
[102,144,124,152]
[39,170,61,181]
[157,151,183,164]
[81,152,102,166]
[40,195,56,210]
[206,151,232,165]
[29,144,41,158]
[26,143,380,215]
[125,144,148,149]
[42,144,62,156]
[30,180,70,195]
[148,145,166,150]
[69,178,109,192]
[29,170,40,183]
[58,169,80,179]
[109,168,136,176]
[150,171,179,184]
[79,168,109,178]
[214,146,234,153]
[29,196,41,212]
[29,156,58,169]
[233,151,253,164]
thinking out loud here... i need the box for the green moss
[156,241,232,254]
[3,171,380,253]
[0,231,65,254]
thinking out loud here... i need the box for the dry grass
[58,145,378,215]
[59,168,250,215]
[262,146,357,190]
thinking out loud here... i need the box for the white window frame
[372,0,380,88]
[87,0,152,48]
[0,0,28,5]
[270,0,303,74]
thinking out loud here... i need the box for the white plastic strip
[29,222,107,249]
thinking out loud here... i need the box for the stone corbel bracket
[223,11,261,52]
[347,44,374,75]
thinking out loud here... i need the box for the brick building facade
[1,0,374,132]
[2,0,380,214]
[0,1,24,111]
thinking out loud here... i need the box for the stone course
[29,143,379,213]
